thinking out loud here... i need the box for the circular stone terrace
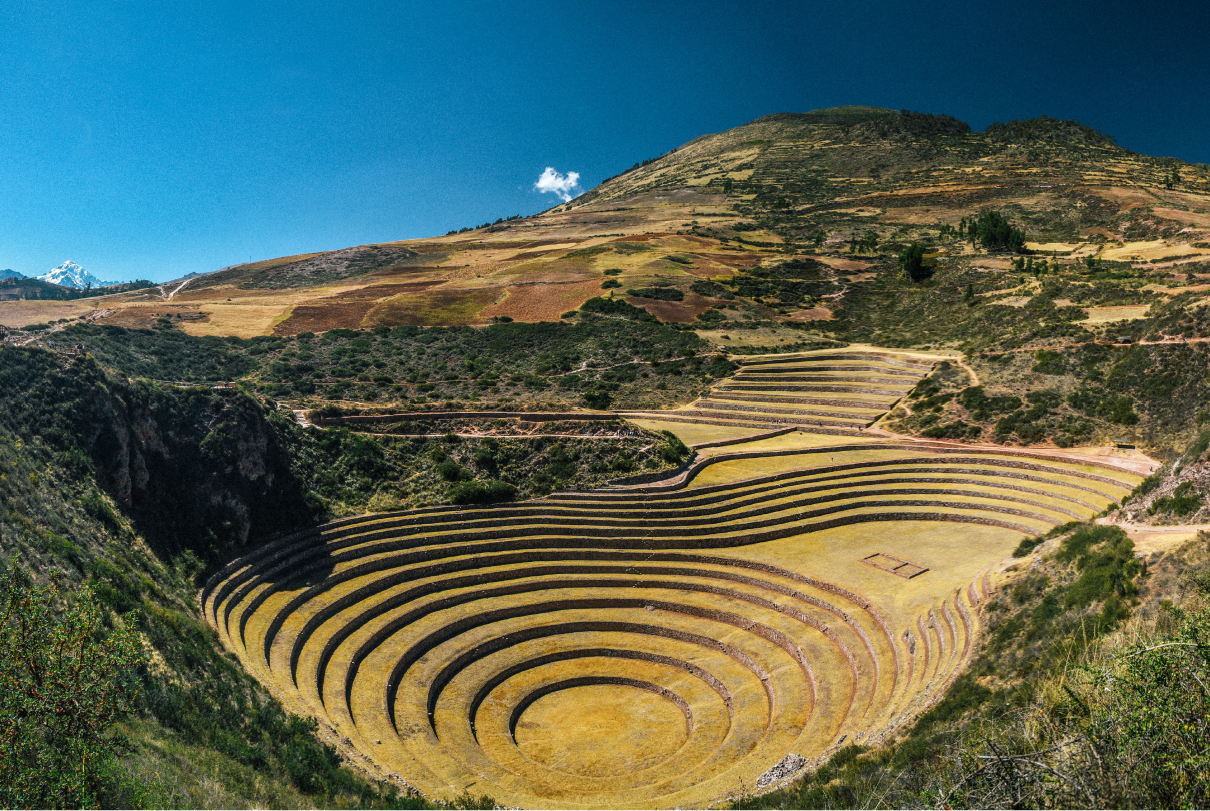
[201,348,1153,808]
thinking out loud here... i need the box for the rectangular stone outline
[861,552,929,579]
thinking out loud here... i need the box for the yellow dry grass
[180,303,295,338]
[1081,305,1152,324]
[0,298,102,327]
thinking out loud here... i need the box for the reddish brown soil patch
[626,292,714,323]
[334,280,444,299]
[481,280,603,322]
[274,300,378,335]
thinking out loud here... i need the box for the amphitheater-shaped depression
[202,351,1144,808]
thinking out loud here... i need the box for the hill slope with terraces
[4,105,1208,343]
[5,107,1210,809]
[203,412,1145,807]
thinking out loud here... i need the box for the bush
[658,430,690,464]
[1031,349,1066,375]
[1067,387,1139,425]
[600,279,622,289]
[898,242,932,282]
[1149,481,1202,517]
[626,287,684,301]
[971,210,1026,252]
[583,390,612,410]
[959,386,1022,420]
[578,296,658,321]
[448,479,517,504]
[690,279,731,298]
[436,459,471,481]
[0,564,144,808]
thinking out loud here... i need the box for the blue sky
[1,0,1207,282]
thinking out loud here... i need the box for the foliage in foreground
[0,564,144,809]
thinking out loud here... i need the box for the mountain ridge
[37,260,119,289]
[1,107,1207,336]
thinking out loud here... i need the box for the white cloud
[534,166,581,202]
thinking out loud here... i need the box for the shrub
[583,390,612,410]
[0,564,145,808]
[1067,387,1139,425]
[959,386,1022,420]
[436,459,470,482]
[626,287,685,301]
[658,430,690,464]
[690,279,731,298]
[578,296,658,321]
[448,479,517,504]
[898,242,933,282]
[971,210,1026,252]
[1031,349,1066,375]
[1149,481,1202,517]
[600,279,622,289]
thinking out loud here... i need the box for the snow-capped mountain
[0,269,24,280]
[37,261,118,289]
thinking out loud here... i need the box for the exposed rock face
[2,349,314,559]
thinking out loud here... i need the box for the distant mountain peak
[0,269,24,281]
[38,260,119,289]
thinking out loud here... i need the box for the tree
[1166,163,1181,189]
[899,242,932,282]
[971,210,1026,252]
[0,564,145,808]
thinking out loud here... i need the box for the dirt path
[166,277,193,300]
[998,336,1210,354]
[1097,518,1210,533]
[353,430,635,440]
[955,357,981,386]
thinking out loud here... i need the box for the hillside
[4,107,1210,809]
[3,106,1207,341]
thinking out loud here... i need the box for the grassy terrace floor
[617,347,941,442]
[202,350,1148,807]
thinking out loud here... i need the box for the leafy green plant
[626,287,684,301]
[0,564,145,809]
[1149,481,1202,517]
[448,479,517,504]
[898,242,932,282]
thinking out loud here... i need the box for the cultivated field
[202,350,1145,808]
